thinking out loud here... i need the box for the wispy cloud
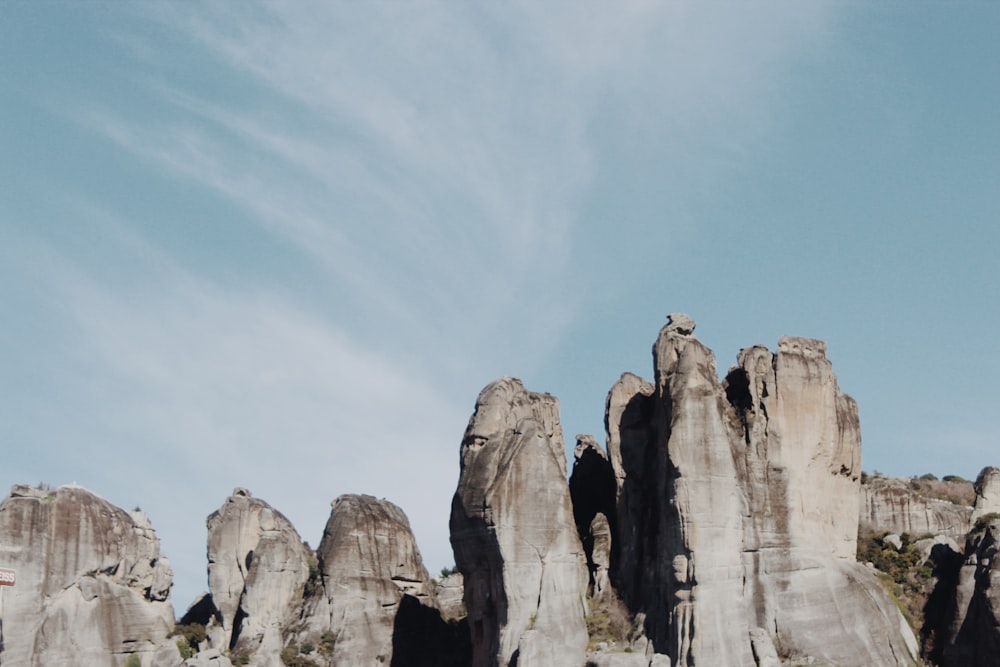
[9,0,847,610]
[25,221,467,606]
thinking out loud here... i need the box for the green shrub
[920,473,938,481]
[943,475,968,483]
[125,655,142,667]
[585,594,633,651]
[176,640,196,660]
[280,644,320,667]
[319,631,337,657]
[170,622,205,658]
[439,564,459,577]
[857,530,935,642]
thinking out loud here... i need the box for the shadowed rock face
[0,485,174,667]
[569,435,616,599]
[450,377,588,667]
[603,372,655,611]
[929,470,1000,665]
[603,314,919,666]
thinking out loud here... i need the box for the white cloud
[12,0,848,612]
[54,254,467,608]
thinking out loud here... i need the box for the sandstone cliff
[0,484,175,667]
[450,377,589,667]
[861,476,973,539]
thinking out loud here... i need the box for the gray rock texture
[569,434,616,600]
[861,476,973,539]
[925,469,1000,665]
[434,572,466,621]
[602,317,919,666]
[971,466,1000,524]
[296,493,444,666]
[585,653,662,667]
[450,377,588,667]
[603,372,655,609]
[0,484,175,667]
[940,515,1000,665]
[204,488,311,665]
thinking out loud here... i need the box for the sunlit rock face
[601,314,918,666]
[450,377,588,667]
[204,488,312,663]
[971,466,1000,524]
[198,490,465,667]
[861,476,973,538]
[296,493,450,666]
[0,484,174,667]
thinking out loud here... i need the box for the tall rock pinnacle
[602,316,919,666]
[450,377,588,667]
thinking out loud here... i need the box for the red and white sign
[0,568,15,586]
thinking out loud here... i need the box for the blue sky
[2,2,998,614]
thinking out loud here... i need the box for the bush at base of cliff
[280,643,320,667]
[171,622,206,658]
[858,530,936,657]
[585,593,634,652]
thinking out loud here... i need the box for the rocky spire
[603,316,919,665]
[450,377,588,667]
[204,488,312,660]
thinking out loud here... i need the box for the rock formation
[861,476,973,539]
[450,377,589,667]
[434,572,466,621]
[7,313,995,667]
[202,488,312,664]
[912,468,1000,665]
[295,493,453,666]
[0,484,175,667]
[188,490,464,667]
[569,435,616,600]
[971,466,1000,524]
[934,515,1000,665]
[601,314,919,665]
[602,372,656,612]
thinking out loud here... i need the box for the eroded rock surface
[972,466,1000,524]
[923,469,1000,665]
[450,377,588,667]
[204,488,311,664]
[0,484,174,667]
[603,315,918,666]
[296,494,447,666]
[570,434,616,600]
[861,476,973,538]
